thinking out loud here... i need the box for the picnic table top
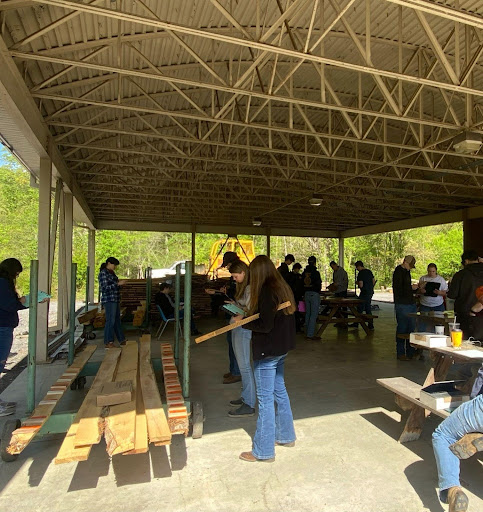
[410,340,483,362]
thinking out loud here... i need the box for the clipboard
[221,304,245,317]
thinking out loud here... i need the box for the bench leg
[398,405,425,443]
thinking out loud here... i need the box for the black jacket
[0,278,26,328]
[244,284,296,360]
[392,265,415,304]
[290,272,304,302]
[277,262,291,284]
[448,263,483,316]
[155,292,174,317]
[301,265,322,293]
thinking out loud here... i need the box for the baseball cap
[221,251,239,267]
[404,255,416,268]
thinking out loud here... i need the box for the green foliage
[0,146,466,294]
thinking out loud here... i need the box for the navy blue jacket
[0,278,26,328]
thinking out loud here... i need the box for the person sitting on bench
[432,365,483,512]
[155,282,201,335]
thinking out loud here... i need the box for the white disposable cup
[435,325,445,335]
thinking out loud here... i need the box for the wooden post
[37,157,52,363]
[87,229,95,304]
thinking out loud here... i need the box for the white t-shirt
[419,275,448,308]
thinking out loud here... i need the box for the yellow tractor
[208,237,255,278]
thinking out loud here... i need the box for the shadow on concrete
[404,461,445,512]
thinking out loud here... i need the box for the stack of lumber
[93,309,106,328]
[7,345,97,456]
[132,300,146,327]
[55,336,171,464]
[121,274,229,320]
[160,343,189,436]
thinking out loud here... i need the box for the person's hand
[40,297,49,303]
[412,283,419,290]
[233,315,244,322]
[20,296,26,304]
[204,288,215,295]
[220,286,227,294]
[224,300,235,304]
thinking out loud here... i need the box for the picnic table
[378,341,483,442]
[316,297,376,336]
[408,310,456,334]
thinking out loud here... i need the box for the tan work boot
[447,487,469,512]
[450,432,483,459]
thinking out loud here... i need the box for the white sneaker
[0,405,14,417]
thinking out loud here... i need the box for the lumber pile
[132,300,146,327]
[160,343,189,437]
[7,345,97,455]
[55,336,171,464]
[120,274,226,319]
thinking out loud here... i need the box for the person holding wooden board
[234,255,297,462]
[226,260,256,418]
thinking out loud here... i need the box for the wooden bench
[360,314,378,320]
[377,377,449,442]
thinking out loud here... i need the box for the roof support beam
[22,0,483,98]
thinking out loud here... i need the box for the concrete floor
[0,302,482,512]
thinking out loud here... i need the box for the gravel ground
[0,300,84,392]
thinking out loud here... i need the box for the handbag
[297,300,306,313]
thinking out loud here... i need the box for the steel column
[338,237,345,268]
[174,263,181,365]
[68,262,77,366]
[27,260,39,414]
[182,261,192,398]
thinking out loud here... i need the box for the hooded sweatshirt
[447,263,483,316]
[301,265,322,293]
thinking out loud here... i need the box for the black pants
[357,294,374,327]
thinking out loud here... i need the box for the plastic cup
[435,325,445,335]
[450,323,462,348]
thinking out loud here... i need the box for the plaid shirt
[98,268,120,304]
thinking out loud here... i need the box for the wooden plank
[55,348,122,464]
[7,344,97,455]
[104,342,138,456]
[123,370,148,455]
[195,301,291,343]
[138,338,171,445]
[377,377,449,419]
[159,343,188,436]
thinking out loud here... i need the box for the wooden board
[7,344,97,455]
[377,377,449,419]
[55,348,122,464]
[195,301,291,343]
[104,341,138,456]
[123,370,148,455]
[138,337,171,445]
[159,343,189,438]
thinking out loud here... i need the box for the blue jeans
[104,301,125,345]
[394,303,417,357]
[252,354,296,460]
[419,303,445,332]
[0,327,14,374]
[432,394,483,502]
[232,327,256,408]
[227,330,240,376]
[305,291,321,337]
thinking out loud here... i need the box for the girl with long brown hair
[237,255,296,462]
[226,260,256,417]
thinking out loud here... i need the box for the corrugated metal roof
[0,0,481,232]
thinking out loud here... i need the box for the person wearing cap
[290,262,305,333]
[392,255,419,360]
[205,251,242,384]
[447,249,483,339]
[277,254,295,284]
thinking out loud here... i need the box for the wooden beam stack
[55,336,172,464]
[160,343,189,437]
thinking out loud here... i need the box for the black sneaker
[229,398,243,407]
[0,405,14,417]
[228,403,255,417]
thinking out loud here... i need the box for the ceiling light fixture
[453,132,482,155]
[252,217,262,227]
[309,194,323,206]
